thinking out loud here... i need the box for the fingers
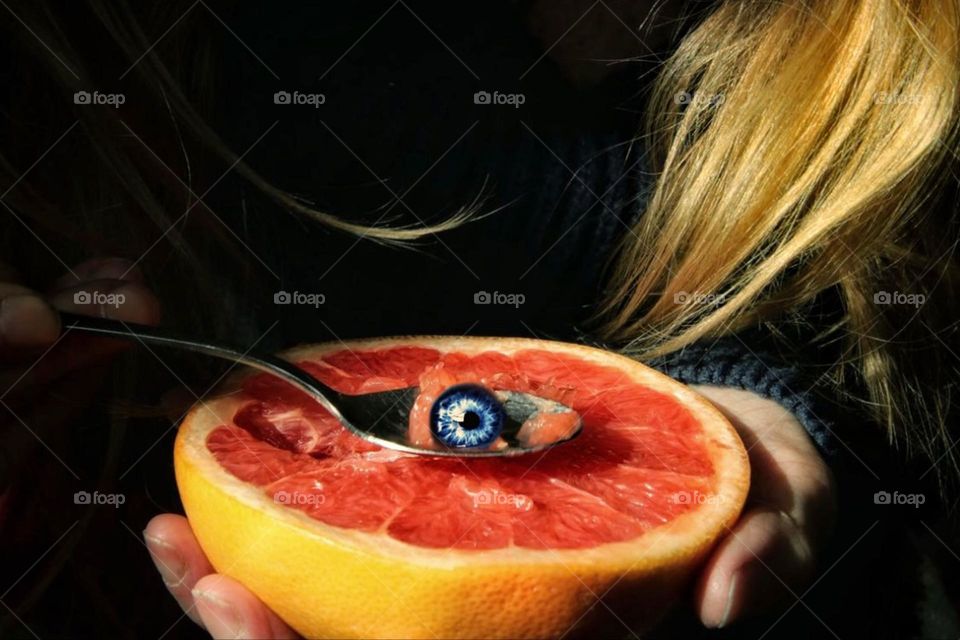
[51,257,144,289]
[0,285,60,352]
[37,271,160,381]
[144,514,298,639]
[696,507,816,627]
[0,258,160,395]
[49,278,160,324]
[35,279,160,376]
[144,514,215,627]
[193,575,298,639]
[0,257,158,365]
[690,385,836,628]
[48,257,154,323]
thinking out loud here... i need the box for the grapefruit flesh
[514,407,581,446]
[175,337,749,639]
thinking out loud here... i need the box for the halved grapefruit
[174,337,749,639]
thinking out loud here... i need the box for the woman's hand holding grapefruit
[145,372,835,636]
[689,385,836,628]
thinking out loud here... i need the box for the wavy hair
[598,0,960,482]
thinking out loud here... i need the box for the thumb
[697,507,815,627]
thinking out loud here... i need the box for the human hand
[690,385,837,628]
[1,256,159,454]
[0,256,159,530]
[144,384,835,638]
[1,256,160,388]
[144,514,298,638]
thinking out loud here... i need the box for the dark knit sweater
[649,336,836,456]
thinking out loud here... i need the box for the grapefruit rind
[175,336,749,638]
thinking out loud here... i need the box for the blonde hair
[3,1,959,483]
[599,0,960,479]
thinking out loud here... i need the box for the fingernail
[87,258,136,281]
[193,587,243,638]
[75,258,140,283]
[54,258,141,290]
[717,574,738,628]
[144,532,187,588]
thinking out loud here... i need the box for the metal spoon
[60,312,582,457]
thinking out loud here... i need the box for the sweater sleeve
[646,332,840,459]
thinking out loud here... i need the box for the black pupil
[460,411,481,430]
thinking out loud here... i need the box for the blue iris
[429,384,505,448]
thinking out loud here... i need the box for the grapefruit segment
[175,337,749,639]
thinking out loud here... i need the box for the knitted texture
[647,336,838,458]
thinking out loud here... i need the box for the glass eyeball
[429,384,504,448]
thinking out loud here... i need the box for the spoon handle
[58,311,346,417]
